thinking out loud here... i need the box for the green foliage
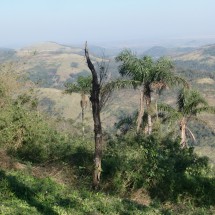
[64,75,92,95]
[0,169,157,215]
[68,70,90,83]
[115,50,188,134]
[0,105,72,163]
[1,52,215,214]
[102,134,215,207]
[158,88,215,146]
[115,111,138,134]
[115,50,188,89]
[0,90,74,163]
[177,88,209,115]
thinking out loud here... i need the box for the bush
[102,134,215,206]
[0,100,74,163]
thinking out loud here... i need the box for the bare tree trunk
[85,42,102,189]
[136,87,144,133]
[180,117,186,148]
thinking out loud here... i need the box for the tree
[159,88,215,147]
[65,76,92,137]
[115,50,188,134]
[84,43,135,188]
[84,42,104,189]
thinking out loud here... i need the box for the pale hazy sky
[1,0,215,47]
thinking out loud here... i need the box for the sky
[1,0,215,48]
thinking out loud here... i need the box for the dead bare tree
[85,42,103,189]
[84,42,133,188]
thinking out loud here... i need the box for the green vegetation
[0,170,152,215]
[159,88,215,147]
[65,76,92,137]
[116,50,188,134]
[0,46,215,214]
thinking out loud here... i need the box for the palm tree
[115,50,188,134]
[64,76,92,137]
[159,88,215,147]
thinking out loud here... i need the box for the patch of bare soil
[130,189,151,206]
[31,163,76,185]
[0,149,76,185]
[0,149,26,170]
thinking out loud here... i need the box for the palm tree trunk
[147,114,152,134]
[180,117,186,148]
[155,93,159,121]
[81,94,87,138]
[136,88,144,133]
[145,85,152,135]
[81,106,85,137]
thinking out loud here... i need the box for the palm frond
[171,75,189,88]
[158,103,182,124]
[177,88,208,114]
[195,106,215,114]
[115,112,138,134]
[186,126,197,144]
[101,79,140,94]
[99,79,140,110]
[64,83,82,94]
[158,103,176,113]
[116,50,154,82]
[64,75,92,94]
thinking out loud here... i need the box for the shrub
[102,134,215,206]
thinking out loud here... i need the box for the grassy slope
[0,169,151,215]
[15,41,102,85]
[0,149,214,215]
[38,88,83,119]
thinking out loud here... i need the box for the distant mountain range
[173,44,215,72]
[142,46,196,58]
[1,41,215,84]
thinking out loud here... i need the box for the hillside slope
[13,42,103,87]
[174,44,215,72]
